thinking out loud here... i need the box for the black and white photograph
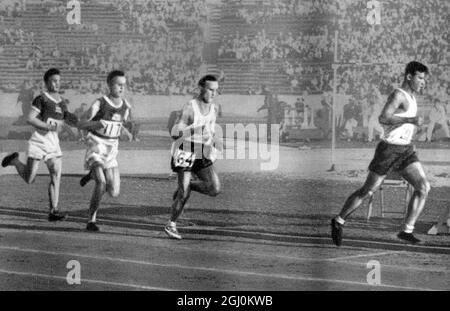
[0,0,448,295]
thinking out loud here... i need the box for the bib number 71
[100,120,122,138]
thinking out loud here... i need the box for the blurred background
[0,0,448,146]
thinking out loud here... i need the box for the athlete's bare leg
[189,165,221,197]
[170,171,193,222]
[105,166,120,198]
[338,171,386,220]
[400,161,430,232]
[331,170,386,246]
[10,156,40,184]
[88,164,106,225]
[46,157,62,214]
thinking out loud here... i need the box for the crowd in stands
[112,0,209,34]
[101,0,208,94]
[0,0,208,95]
[0,0,448,103]
[219,27,333,62]
[220,0,448,99]
[337,0,449,64]
[230,0,449,70]
[108,35,203,95]
[0,0,25,18]
[232,0,339,24]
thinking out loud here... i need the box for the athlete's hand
[47,122,57,131]
[46,119,63,132]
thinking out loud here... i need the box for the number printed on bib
[99,120,122,138]
[173,149,196,168]
[47,118,61,131]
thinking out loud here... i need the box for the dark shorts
[171,156,213,173]
[368,141,419,176]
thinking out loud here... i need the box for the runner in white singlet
[165,75,222,240]
[331,61,430,245]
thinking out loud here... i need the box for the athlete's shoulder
[387,88,406,104]
[33,93,46,102]
[394,88,408,99]
[186,98,197,107]
[97,95,107,104]
[211,103,218,114]
[31,93,46,107]
[183,99,196,113]
[123,98,131,109]
[122,97,131,107]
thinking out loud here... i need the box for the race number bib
[47,117,62,131]
[173,149,196,168]
[399,126,414,142]
[98,120,122,138]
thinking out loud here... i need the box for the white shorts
[84,132,119,170]
[27,130,62,162]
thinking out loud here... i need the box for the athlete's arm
[60,99,79,127]
[378,90,422,126]
[27,109,59,131]
[170,103,204,139]
[77,100,104,131]
[123,106,130,122]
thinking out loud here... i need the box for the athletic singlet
[382,88,417,145]
[184,99,216,146]
[31,92,68,123]
[90,95,130,139]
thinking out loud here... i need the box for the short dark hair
[198,75,218,88]
[404,61,429,78]
[107,70,125,85]
[43,68,60,83]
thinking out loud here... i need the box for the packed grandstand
[0,0,448,104]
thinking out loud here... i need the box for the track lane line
[0,245,437,291]
[0,207,449,254]
[0,268,175,291]
[0,227,449,274]
[325,251,403,261]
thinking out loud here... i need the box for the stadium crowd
[220,0,448,97]
[111,0,208,34]
[95,0,207,94]
[232,0,339,24]
[337,0,449,64]
[0,0,448,104]
[219,27,333,62]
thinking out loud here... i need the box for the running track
[0,207,448,291]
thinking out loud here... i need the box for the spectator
[426,98,450,142]
[367,86,384,142]
[14,79,34,125]
[342,117,358,141]
[74,103,88,141]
